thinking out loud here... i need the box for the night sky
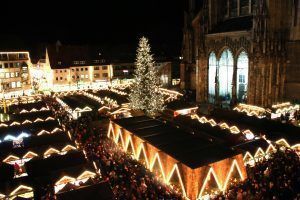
[0,0,186,58]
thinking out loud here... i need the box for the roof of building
[166,100,197,111]
[46,44,108,69]
[25,151,88,179]
[0,133,70,152]
[112,116,240,169]
[210,109,300,145]
[56,181,113,200]
[209,16,253,34]
[173,115,270,154]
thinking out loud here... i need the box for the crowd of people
[45,96,300,200]
[46,96,182,199]
[76,118,182,199]
[212,148,300,200]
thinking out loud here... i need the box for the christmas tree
[129,37,165,116]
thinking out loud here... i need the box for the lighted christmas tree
[129,37,165,116]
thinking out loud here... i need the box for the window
[85,75,88,78]
[19,54,26,59]
[74,61,79,65]
[17,81,21,87]
[80,74,84,79]
[80,61,86,64]
[102,66,107,70]
[5,73,10,78]
[0,64,2,68]
[219,49,234,98]
[208,52,217,103]
[64,70,67,72]
[10,72,15,78]
[76,68,79,71]
[81,68,83,71]
[56,77,59,81]
[239,75,245,83]
[94,66,99,70]
[77,75,79,79]
[11,82,16,88]
[0,73,4,78]
[94,73,100,78]
[58,61,62,65]
[103,73,108,77]
[60,70,62,73]
[9,63,14,68]
[72,75,75,79]
[72,69,74,72]
[85,68,88,71]
[15,72,19,77]
[237,51,249,101]
[4,63,8,68]
[230,0,238,17]
[60,77,63,80]
[240,0,249,15]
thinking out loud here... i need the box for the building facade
[33,43,113,91]
[0,51,32,97]
[181,0,300,106]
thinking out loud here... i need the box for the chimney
[56,40,62,53]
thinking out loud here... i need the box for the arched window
[237,51,249,101]
[208,52,217,103]
[219,49,234,99]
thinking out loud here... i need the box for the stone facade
[181,0,300,106]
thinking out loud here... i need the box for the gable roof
[113,116,240,169]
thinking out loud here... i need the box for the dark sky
[0,0,186,57]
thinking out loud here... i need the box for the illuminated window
[15,72,19,77]
[11,82,16,88]
[5,72,10,78]
[17,82,21,87]
[85,75,88,78]
[0,73,4,78]
[208,52,217,103]
[10,72,15,78]
[237,51,249,102]
[80,74,84,79]
[219,49,233,99]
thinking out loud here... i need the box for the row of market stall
[0,99,111,199]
